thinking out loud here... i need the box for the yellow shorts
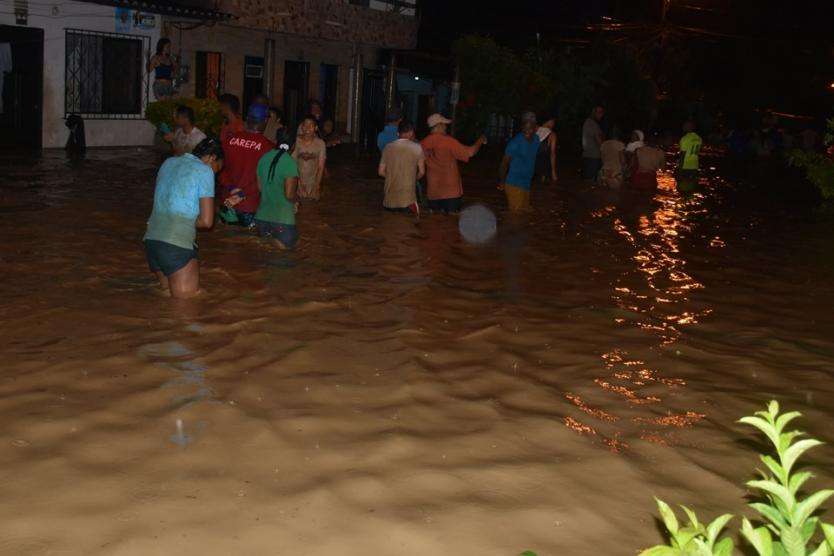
[504,184,531,212]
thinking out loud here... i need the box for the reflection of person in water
[292,115,326,201]
[148,38,176,100]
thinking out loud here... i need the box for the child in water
[292,115,327,201]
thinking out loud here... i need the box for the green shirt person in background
[255,146,300,250]
[679,120,703,172]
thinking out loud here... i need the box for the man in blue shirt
[499,111,541,213]
[376,109,402,153]
[143,138,223,298]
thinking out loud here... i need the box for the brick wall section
[217,0,417,49]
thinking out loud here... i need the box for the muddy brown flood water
[1,147,834,555]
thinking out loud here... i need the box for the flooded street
[2,147,834,555]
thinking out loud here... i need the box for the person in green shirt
[679,120,703,172]
[255,145,300,249]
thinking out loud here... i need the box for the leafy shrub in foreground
[640,401,834,556]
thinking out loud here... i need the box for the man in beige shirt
[378,120,426,215]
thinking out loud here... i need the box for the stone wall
[217,0,417,49]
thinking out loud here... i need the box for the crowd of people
[144,93,696,299]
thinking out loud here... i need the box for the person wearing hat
[377,109,402,153]
[498,111,541,213]
[217,103,276,227]
[420,113,486,214]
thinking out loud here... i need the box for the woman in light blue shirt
[143,138,223,298]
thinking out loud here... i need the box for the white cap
[427,113,452,128]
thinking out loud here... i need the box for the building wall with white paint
[0,0,160,148]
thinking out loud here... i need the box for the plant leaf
[519,552,538,556]
[680,505,702,531]
[749,480,796,511]
[782,440,824,476]
[741,415,780,448]
[808,542,831,556]
[793,491,834,527]
[781,526,806,556]
[761,455,787,482]
[706,514,734,547]
[743,518,775,556]
[780,431,806,456]
[775,411,803,434]
[714,537,735,556]
[656,498,679,535]
[790,472,814,496]
[638,547,682,556]
[750,502,790,530]
[822,523,834,548]
[802,518,820,543]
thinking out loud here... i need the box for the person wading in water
[143,138,223,299]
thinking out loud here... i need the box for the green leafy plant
[146,97,223,136]
[788,117,834,200]
[640,401,834,556]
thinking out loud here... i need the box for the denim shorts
[144,239,197,276]
[255,219,298,249]
[152,80,174,100]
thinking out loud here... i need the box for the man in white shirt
[378,120,425,215]
[164,105,207,156]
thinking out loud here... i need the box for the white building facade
[0,0,224,148]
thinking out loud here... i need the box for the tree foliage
[451,35,657,149]
[788,117,834,200]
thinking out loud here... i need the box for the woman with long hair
[148,38,176,100]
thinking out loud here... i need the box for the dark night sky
[416,0,834,117]
[418,0,834,49]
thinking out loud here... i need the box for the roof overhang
[80,0,234,21]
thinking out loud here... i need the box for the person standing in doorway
[292,115,327,201]
[143,138,223,299]
[377,109,402,153]
[420,113,486,214]
[148,38,176,101]
[582,105,605,181]
[219,94,245,144]
[378,120,425,215]
[164,105,207,156]
[498,111,541,213]
[218,103,275,227]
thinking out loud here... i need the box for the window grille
[65,28,149,119]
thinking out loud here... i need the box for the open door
[0,25,43,149]
[242,55,264,112]
[283,60,309,132]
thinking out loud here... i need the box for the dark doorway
[319,63,338,123]
[194,51,223,100]
[283,60,309,132]
[242,55,264,112]
[0,25,43,149]
[360,68,385,152]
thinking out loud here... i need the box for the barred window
[65,29,149,119]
